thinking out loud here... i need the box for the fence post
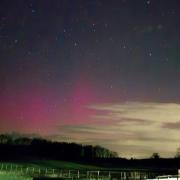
[68,170,71,178]
[98,170,100,178]
[124,171,126,180]
[39,168,41,175]
[1,163,3,171]
[59,170,62,177]
[26,167,29,174]
[77,170,80,178]
[108,171,111,179]
[32,167,34,174]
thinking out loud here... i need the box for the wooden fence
[0,163,176,179]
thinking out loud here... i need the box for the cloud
[89,102,180,122]
[55,102,180,158]
[163,122,180,130]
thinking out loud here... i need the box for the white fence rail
[0,163,174,179]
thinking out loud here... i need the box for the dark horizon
[1,133,180,160]
[0,132,180,160]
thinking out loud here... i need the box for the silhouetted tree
[151,153,160,159]
[13,137,32,145]
[0,134,118,160]
[0,134,12,144]
[175,147,180,158]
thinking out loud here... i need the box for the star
[31,9,36,13]
[147,1,151,5]
[14,39,18,44]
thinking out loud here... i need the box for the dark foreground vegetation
[0,134,118,161]
[1,134,180,170]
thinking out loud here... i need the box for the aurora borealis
[1,0,180,158]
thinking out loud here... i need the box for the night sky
[1,0,180,158]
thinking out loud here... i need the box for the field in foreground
[1,160,102,170]
[0,160,177,180]
[0,172,32,180]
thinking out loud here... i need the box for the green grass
[30,160,101,170]
[1,160,102,170]
[0,161,103,180]
[0,172,32,180]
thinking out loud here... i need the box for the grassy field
[0,172,32,180]
[31,160,102,170]
[0,161,104,179]
[1,160,102,170]
[0,160,168,179]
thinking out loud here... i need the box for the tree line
[0,134,118,161]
